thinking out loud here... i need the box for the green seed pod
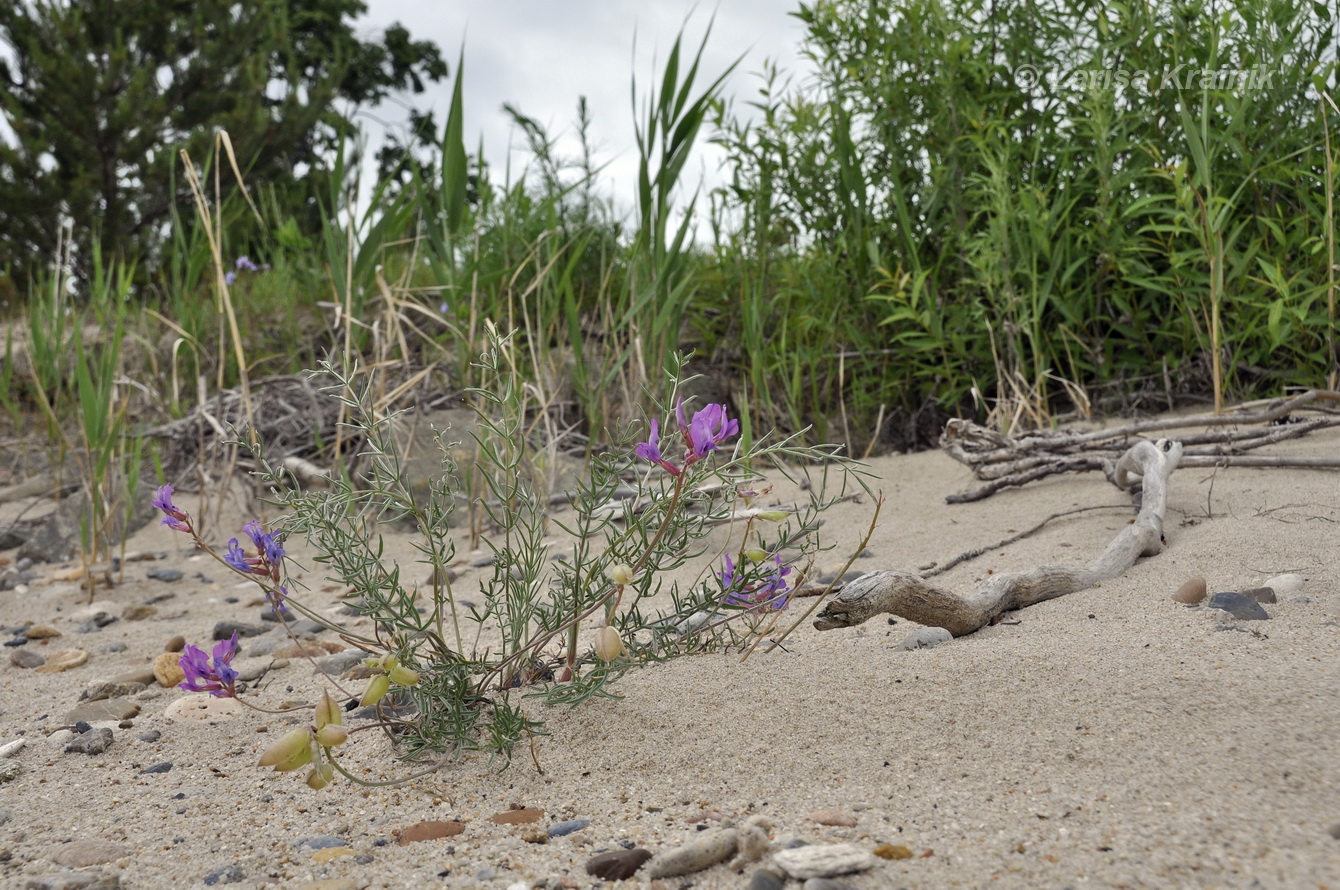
[360,674,391,707]
[306,763,334,790]
[387,664,419,687]
[258,728,314,772]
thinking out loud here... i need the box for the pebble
[585,848,653,880]
[0,760,19,781]
[46,839,128,867]
[203,864,246,885]
[80,681,147,702]
[65,728,114,755]
[65,698,141,724]
[1327,822,1340,840]
[274,640,345,658]
[547,819,590,837]
[25,624,63,639]
[35,649,89,673]
[212,620,267,639]
[749,868,786,890]
[314,650,369,675]
[1206,592,1270,620]
[735,817,772,864]
[153,652,185,687]
[141,761,173,774]
[809,809,858,827]
[162,695,244,722]
[296,836,347,849]
[1239,586,1277,604]
[164,634,186,652]
[771,844,878,880]
[397,820,466,844]
[112,666,157,686]
[872,842,912,860]
[17,871,119,889]
[146,568,183,582]
[138,731,162,742]
[648,827,738,878]
[1266,573,1304,595]
[10,648,44,669]
[121,604,157,621]
[893,627,953,650]
[490,807,544,824]
[0,738,25,758]
[1173,577,1207,604]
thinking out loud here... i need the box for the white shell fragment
[1264,574,1304,595]
[772,844,879,880]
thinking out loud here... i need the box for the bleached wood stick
[813,438,1182,637]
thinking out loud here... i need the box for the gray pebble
[1239,586,1277,604]
[894,627,953,650]
[146,568,183,582]
[295,835,346,849]
[212,621,267,640]
[648,828,738,878]
[1328,822,1340,840]
[141,762,173,774]
[10,649,44,669]
[547,819,589,837]
[97,641,128,653]
[64,728,114,755]
[314,649,370,675]
[1206,592,1270,620]
[138,731,162,742]
[202,864,245,885]
[749,868,786,890]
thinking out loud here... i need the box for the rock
[314,650,368,675]
[24,624,62,639]
[138,731,161,743]
[153,652,185,688]
[162,695,243,722]
[21,488,156,565]
[145,568,182,582]
[141,762,173,774]
[1239,586,1277,604]
[0,760,19,781]
[121,604,157,621]
[1173,577,1207,604]
[64,698,140,724]
[111,666,157,686]
[164,635,186,652]
[771,844,878,880]
[65,728,114,755]
[809,809,858,827]
[80,681,146,702]
[35,649,89,673]
[274,641,345,658]
[202,864,245,885]
[893,627,953,650]
[0,738,25,758]
[749,868,786,890]
[396,820,465,845]
[585,848,653,880]
[1327,822,1340,840]
[295,836,347,850]
[10,649,44,669]
[735,818,772,864]
[45,839,129,867]
[648,828,738,878]
[19,871,120,890]
[1265,574,1304,595]
[547,819,589,837]
[233,656,275,683]
[1206,592,1270,620]
[872,842,912,860]
[212,621,266,640]
[489,807,544,825]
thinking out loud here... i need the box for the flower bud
[606,563,634,586]
[594,625,625,663]
[360,674,391,707]
[259,729,314,772]
[314,691,342,730]
[388,664,419,687]
[743,548,768,564]
[315,724,349,748]
[756,510,789,521]
[306,763,334,790]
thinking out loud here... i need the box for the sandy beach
[2,420,1338,889]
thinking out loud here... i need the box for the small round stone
[585,848,652,880]
[165,634,186,652]
[154,651,185,687]
[1173,577,1207,604]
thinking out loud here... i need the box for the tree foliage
[0,0,446,291]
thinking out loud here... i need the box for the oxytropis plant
[155,337,870,788]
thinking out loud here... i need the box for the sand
[1,422,1338,889]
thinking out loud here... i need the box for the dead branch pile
[941,389,1340,503]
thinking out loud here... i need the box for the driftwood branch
[941,389,1340,503]
[814,438,1182,637]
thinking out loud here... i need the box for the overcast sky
[355,1,813,220]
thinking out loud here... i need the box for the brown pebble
[586,848,652,880]
[24,624,62,639]
[34,649,88,673]
[396,820,465,844]
[10,649,45,669]
[164,635,186,653]
[153,651,185,687]
[488,806,544,825]
[1173,577,1207,604]
[873,843,912,860]
[122,604,157,621]
[809,809,858,827]
[1240,586,1277,604]
[521,826,549,844]
[1327,822,1340,840]
[274,640,346,658]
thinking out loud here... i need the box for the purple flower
[683,402,739,458]
[719,553,793,611]
[224,270,237,286]
[152,484,191,533]
[634,418,681,475]
[178,632,240,697]
[718,553,737,590]
[267,585,289,614]
[235,255,259,272]
[224,538,253,574]
[243,520,285,565]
